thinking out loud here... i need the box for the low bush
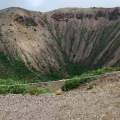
[0,85,26,94]
[25,85,41,95]
[62,66,120,91]
[10,86,26,94]
[62,77,96,91]
[0,86,10,94]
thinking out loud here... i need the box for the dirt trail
[0,71,120,120]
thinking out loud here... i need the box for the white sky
[0,0,120,12]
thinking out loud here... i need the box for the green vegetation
[0,52,41,81]
[62,77,96,91]
[62,66,120,91]
[0,63,119,94]
[0,51,67,82]
[0,79,55,95]
[85,21,120,69]
[60,52,84,78]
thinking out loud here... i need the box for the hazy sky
[0,0,120,12]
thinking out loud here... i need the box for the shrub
[25,86,40,95]
[62,66,120,91]
[0,86,10,94]
[62,77,96,91]
[0,85,26,94]
[10,86,26,94]
[0,79,8,84]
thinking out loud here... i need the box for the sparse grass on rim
[0,79,55,95]
[62,66,120,91]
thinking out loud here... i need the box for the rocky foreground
[0,71,120,120]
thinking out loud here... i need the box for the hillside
[0,7,120,81]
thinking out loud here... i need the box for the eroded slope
[0,7,120,80]
[45,7,120,69]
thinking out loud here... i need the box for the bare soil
[0,71,120,120]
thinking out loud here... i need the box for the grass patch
[0,78,25,85]
[0,79,55,95]
[62,77,96,91]
[0,52,41,81]
[0,85,55,95]
[62,66,120,91]
[0,85,26,94]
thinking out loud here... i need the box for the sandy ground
[0,72,120,120]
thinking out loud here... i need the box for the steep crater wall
[45,7,120,69]
[0,7,120,80]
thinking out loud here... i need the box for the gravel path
[0,72,120,120]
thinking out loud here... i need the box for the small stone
[56,90,63,95]
[101,114,105,117]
